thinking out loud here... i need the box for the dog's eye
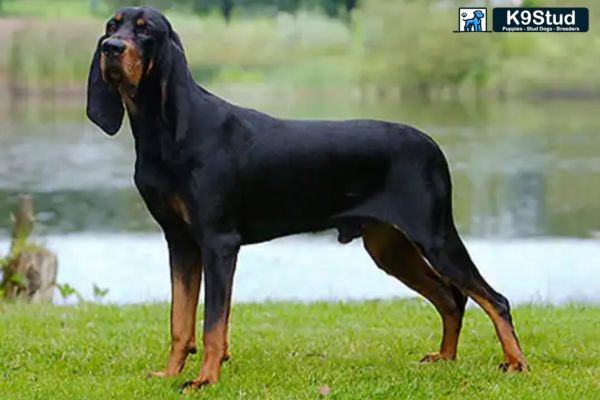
[106,23,117,35]
[136,25,150,36]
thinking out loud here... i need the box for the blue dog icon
[463,10,484,31]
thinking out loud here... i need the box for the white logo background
[458,8,488,32]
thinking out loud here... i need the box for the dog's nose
[101,38,126,57]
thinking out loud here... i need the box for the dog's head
[86,7,186,135]
[473,10,484,19]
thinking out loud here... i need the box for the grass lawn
[0,300,599,399]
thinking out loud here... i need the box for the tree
[345,0,357,13]
[221,0,233,21]
[277,0,301,15]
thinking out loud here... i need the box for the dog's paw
[222,351,231,362]
[180,378,215,394]
[419,352,454,363]
[499,361,529,373]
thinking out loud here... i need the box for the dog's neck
[124,70,219,165]
[126,76,162,119]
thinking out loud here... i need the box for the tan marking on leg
[419,311,462,362]
[364,223,463,363]
[168,273,201,374]
[170,194,191,225]
[150,260,201,378]
[439,312,461,359]
[471,294,528,372]
[362,224,389,255]
[185,317,227,390]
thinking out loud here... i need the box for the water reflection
[1,234,598,305]
[0,93,599,238]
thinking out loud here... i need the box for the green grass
[0,300,599,399]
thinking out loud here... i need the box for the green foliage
[0,0,597,99]
[1,20,100,93]
[57,283,80,301]
[56,283,109,303]
[0,254,8,272]
[0,255,10,296]
[103,0,357,19]
[361,1,502,97]
[8,272,27,288]
[92,284,109,302]
[0,227,45,300]
[0,301,599,398]
[358,0,600,99]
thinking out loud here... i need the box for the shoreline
[3,233,599,306]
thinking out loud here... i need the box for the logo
[493,8,588,32]
[455,8,490,32]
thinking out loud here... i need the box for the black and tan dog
[86,7,528,390]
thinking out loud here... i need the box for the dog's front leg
[151,230,202,377]
[184,232,240,390]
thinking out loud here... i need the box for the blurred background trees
[102,0,358,19]
[0,0,597,100]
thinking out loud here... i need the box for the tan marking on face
[114,13,122,22]
[170,194,191,224]
[136,18,146,27]
[120,39,143,87]
[99,37,142,110]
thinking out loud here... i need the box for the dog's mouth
[106,64,123,82]
[103,61,138,99]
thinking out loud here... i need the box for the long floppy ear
[86,38,124,135]
[157,26,191,144]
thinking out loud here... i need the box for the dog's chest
[134,157,193,224]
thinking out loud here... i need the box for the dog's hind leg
[387,151,528,372]
[397,210,528,370]
[417,222,528,372]
[363,223,467,363]
[396,152,528,371]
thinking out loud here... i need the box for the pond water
[0,91,599,304]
